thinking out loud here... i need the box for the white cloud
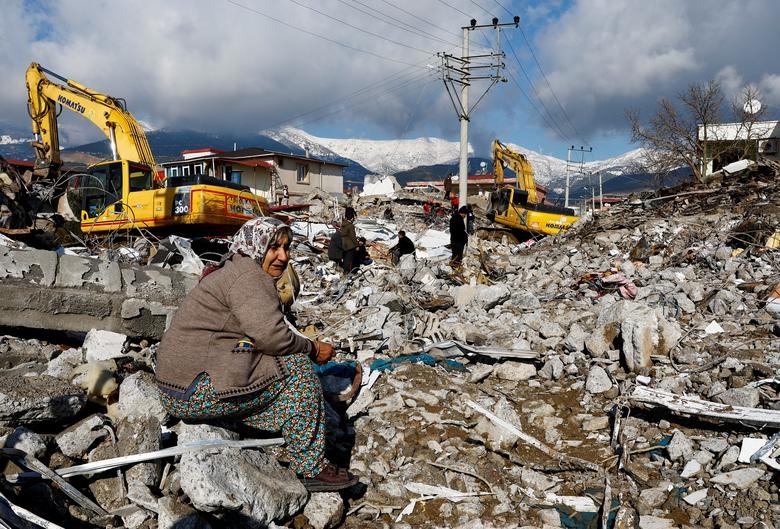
[2,0,778,157]
[759,74,780,107]
[532,0,780,136]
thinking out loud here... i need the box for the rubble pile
[0,166,779,529]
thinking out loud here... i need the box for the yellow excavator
[26,62,269,237]
[486,139,578,237]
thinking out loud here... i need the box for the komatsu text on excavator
[26,62,269,237]
[486,139,578,237]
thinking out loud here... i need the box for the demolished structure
[0,161,779,529]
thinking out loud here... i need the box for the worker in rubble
[154,217,358,492]
[390,230,416,265]
[443,173,453,200]
[352,236,372,270]
[339,206,358,272]
[466,205,475,234]
[449,206,469,266]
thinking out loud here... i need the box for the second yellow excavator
[486,139,578,237]
[26,62,269,238]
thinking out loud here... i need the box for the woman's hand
[311,341,334,365]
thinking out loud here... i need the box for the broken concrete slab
[55,414,108,459]
[176,423,307,527]
[83,328,127,362]
[0,373,85,426]
[629,386,780,428]
[115,371,167,423]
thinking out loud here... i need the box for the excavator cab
[80,160,153,221]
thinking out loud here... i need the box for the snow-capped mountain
[266,126,473,174]
[0,134,30,145]
[267,127,650,187]
[502,142,647,186]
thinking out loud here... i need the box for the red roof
[229,158,274,169]
[181,147,225,155]
[5,159,34,168]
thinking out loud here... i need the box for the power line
[504,37,573,143]
[291,74,440,130]
[265,66,428,129]
[339,0,463,49]
[286,0,433,55]
[437,0,471,19]
[518,26,587,145]
[226,0,424,67]
[467,0,495,18]
[505,69,571,142]
[492,0,513,17]
[429,0,502,53]
[380,0,464,41]
[276,70,440,130]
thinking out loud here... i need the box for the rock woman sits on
[154,217,358,492]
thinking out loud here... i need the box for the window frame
[296,163,309,184]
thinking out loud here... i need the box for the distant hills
[0,126,691,198]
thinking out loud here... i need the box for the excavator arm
[25,62,155,177]
[492,139,539,204]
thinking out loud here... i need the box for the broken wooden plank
[0,448,111,524]
[0,489,66,529]
[629,386,780,428]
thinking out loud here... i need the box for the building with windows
[698,120,779,174]
[160,148,345,203]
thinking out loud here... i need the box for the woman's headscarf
[229,217,288,265]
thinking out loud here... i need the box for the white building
[698,120,779,174]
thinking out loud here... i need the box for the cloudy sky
[2,0,779,160]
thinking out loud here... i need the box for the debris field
[0,163,779,529]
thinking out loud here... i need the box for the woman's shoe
[301,463,358,492]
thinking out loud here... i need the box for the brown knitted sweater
[155,254,314,398]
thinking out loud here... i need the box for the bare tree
[627,80,766,183]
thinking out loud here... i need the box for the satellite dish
[744,99,762,114]
[480,161,487,168]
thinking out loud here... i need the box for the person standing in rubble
[154,217,358,492]
[443,173,453,200]
[339,206,358,272]
[449,206,469,266]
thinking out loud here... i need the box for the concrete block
[116,372,167,423]
[177,423,307,527]
[493,361,537,381]
[92,259,123,292]
[55,414,108,458]
[6,249,57,286]
[55,254,91,288]
[303,492,344,529]
[1,426,47,457]
[83,329,127,362]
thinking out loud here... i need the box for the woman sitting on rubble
[154,217,358,492]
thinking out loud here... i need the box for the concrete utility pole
[565,145,592,208]
[598,171,603,209]
[440,16,519,207]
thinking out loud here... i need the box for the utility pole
[598,171,603,210]
[564,145,592,208]
[440,16,519,207]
